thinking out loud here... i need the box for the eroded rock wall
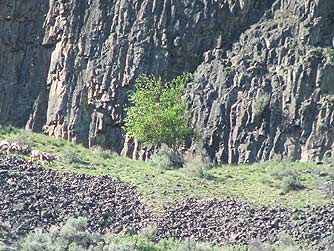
[0,0,334,163]
[187,0,334,163]
[0,0,51,130]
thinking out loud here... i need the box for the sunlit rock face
[0,0,334,163]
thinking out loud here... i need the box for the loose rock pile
[290,206,334,245]
[156,198,291,244]
[1,154,334,247]
[0,155,151,234]
[156,198,334,245]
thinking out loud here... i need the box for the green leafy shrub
[106,235,162,251]
[309,46,324,55]
[104,241,135,251]
[221,245,246,251]
[124,73,192,149]
[150,144,184,169]
[56,217,98,249]
[61,147,84,164]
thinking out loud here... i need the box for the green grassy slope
[0,126,330,213]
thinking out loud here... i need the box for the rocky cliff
[0,0,334,163]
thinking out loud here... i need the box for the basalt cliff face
[0,0,334,164]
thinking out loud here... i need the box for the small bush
[0,125,16,135]
[317,173,334,203]
[319,235,334,250]
[196,145,215,168]
[9,130,34,151]
[253,91,270,116]
[62,147,84,164]
[20,217,104,251]
[184,156,210,179]
[150,145,184,169]
[249,234,305,251]
[281,175,305,193]
[57,218,94,248]
[21,230,52,251]
[184,146,215,179]
[104,241,136,251]
[106,235,160,251]
[173,240,220,251]
[140,224,157,240]
[270,166,305,193]
[309,46,324,55]
[92,146,115,159]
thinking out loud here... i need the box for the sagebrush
[150,144,184,169]
[0,218,316,251]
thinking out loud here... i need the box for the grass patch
[0,127,329,213]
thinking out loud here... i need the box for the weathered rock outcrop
[0,0,334,163]
[188,0,334,163]
[0,0,51,130]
